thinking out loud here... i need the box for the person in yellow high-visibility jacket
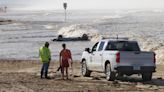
[39,42,51,79]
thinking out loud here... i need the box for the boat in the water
[52,34,89,41]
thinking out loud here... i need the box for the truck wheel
[117,73,124,78]
[142,73,152,81]
[81,61,91,77]
[105,63,116,81]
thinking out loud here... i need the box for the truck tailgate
[119,51,155,66]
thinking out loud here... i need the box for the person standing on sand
[39,42,51,79]
[59,43,73,80]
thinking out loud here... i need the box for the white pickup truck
[81,38,156,81]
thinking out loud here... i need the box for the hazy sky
[0,0,164,10]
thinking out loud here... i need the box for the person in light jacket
[39,42,51,79]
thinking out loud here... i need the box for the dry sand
[0,60,164,92]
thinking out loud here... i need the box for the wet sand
[0,60,164,92]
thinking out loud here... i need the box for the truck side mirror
[85,48,90,53]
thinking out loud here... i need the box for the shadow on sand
[116,76,164,86]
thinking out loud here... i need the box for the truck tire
[142,73,152,81]
[81,60,91,77]
[105,63,116,81]
[117,73,124,79]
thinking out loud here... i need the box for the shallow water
[0,10,164,61]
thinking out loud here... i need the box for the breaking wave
[153,9,163,13]
[57,24,101,41]
[93,14,124,23]
[102,15,123,19]
[43,24,57,30]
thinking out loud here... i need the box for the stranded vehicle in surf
[52,34,89,41]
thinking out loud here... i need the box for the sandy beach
[0,9,164,92]
[0,0,164,92]
[0,60,164,92]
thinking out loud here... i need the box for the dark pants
[41,62,49,78]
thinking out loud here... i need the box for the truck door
[89,42,99,70]
[93,41,105,71]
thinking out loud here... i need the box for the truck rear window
[106,41,140,51]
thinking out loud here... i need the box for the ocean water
[0,9,164,62]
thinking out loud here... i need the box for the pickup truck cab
[81,38,156,81]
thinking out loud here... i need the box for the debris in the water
[52,34,89,41]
